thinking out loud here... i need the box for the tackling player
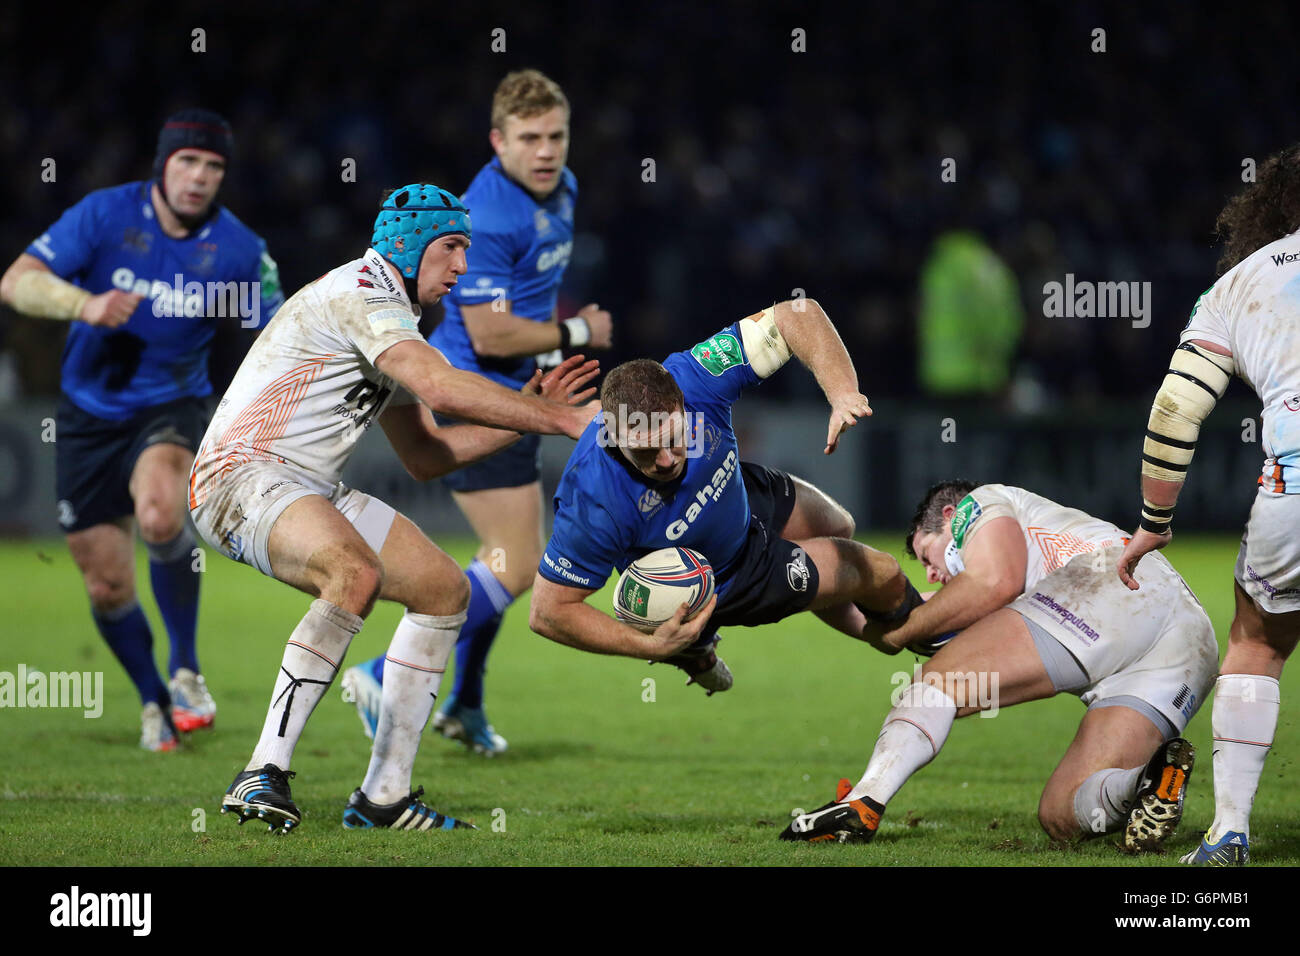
[782,480,1218,850]
[1117,144,1300,865]
[0,109,283,751]
[346,70,612,755]
[191,184,598,832]
[528,299,914,690]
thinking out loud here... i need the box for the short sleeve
[450,228,521,307]
[1179,283,1231,353]
[329,289,425,368]
[540,496,625,591]
[255,243,285,327]
[26,193,103,280]
[952,486,1017,554]
[663,322,762,409]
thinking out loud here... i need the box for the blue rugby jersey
[27,181,282,420]
[429,157,577,388]
[540,323,763,595]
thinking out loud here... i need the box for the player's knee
[1037,797,1079,843]
[136,500,183,544]
[828,505,855,540]
[329,549,384,616]
[415,568,470,617]
[85,575,134,613]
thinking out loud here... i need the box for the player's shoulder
[72,180,147,217]
[207,203,268,254]
[463,159,534,232]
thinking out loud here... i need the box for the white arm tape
[10,269,91,320]
[738,306,792,378]
[1142,343,1235,481]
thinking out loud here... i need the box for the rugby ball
[613,547,715,633]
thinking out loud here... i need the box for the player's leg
[129,440,211,730]
[1037,703,1171,843]
[1189,582,1299,862]
[791,535,907,640]
[221,494,379,830]
[344,512,474,829]
[783,609,1053,842]
[67,518,176,751]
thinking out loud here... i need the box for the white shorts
[1012,546,1219,734]
[190,461,396,578]
[1234,487,1300,613]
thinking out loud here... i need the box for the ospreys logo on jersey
[691,333,745,377]
[950,495,983,548]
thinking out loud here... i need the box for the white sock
[248,599,362,771]
[846,682,956,805]
[360,609,464,804]
[1072,765,1144,836]
[1207,674,1280,842]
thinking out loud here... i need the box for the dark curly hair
[904,479,978,558]
[1215,144,1300,276]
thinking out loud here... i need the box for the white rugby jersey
[1181,230,1300,492]
[190,249,421,506]
[952,484,1130,591]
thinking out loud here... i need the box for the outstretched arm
[1117,338,1234,589]
[751,299,872,454]
[375,339,596,439]
[0,253,142,327]
[380,355,598,480]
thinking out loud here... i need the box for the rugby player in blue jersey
[0,110,283,750]
[529,300,916,691]
[345,71,611,755]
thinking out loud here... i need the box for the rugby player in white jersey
[782,480,1218,850]
[188,184,605,832]
[1118,144,1300,865]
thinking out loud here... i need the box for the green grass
[2,533,1298,866]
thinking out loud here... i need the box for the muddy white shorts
[1234,487,1300,613]
[1012,546,1219,734]
[190,461,396,578]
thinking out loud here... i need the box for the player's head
[1215,143,1300,276]
[372,184,472,307]
[905,479,977,585]
[600,359,689,483]
[152,108,233,227]
[489,69,570,200]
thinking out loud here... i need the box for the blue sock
[451,560,514,709]
[147,529,201,675]
[93,601,168,707]
[366,652,386,683]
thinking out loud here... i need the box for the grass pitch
[2,533,1298,867]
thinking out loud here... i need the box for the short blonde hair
[491,69,569,131]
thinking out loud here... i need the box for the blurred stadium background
[0,0,1294,535]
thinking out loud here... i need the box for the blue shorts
[435,411,541,493]
[706,462,819,630]
[55,394,208,533]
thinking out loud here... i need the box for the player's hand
[80,290,144,328]
[525,354,600,405]
[557,398,600,440]
[646,594,718,660]
[824,392,873,455]
[576,303,613,349]
[1116,528,1172,591]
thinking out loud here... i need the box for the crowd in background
[2,0,1293,408]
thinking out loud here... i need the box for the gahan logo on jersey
[666,450,738,541]
[1271,250,1300,266]
[115,269,262,326]
[537,241,572,273]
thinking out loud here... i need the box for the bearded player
[189,185,604,832]
[782,480,1218,850]
[344,71,613,756]
[528,300,913,689]
[0,109,282,751]
[1118,144,1300,865]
